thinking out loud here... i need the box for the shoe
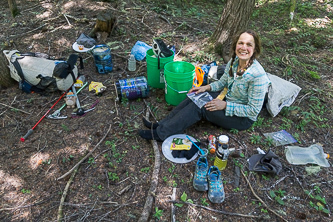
[142,117,159,129]
[193,156,209,191]
[138,129,163,142]
[152,39,173,58]
[207,166,225,203]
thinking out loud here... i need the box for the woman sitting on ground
[139,29,271,142]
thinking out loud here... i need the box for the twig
[63,14,72,26]
[170,188,176,222]
[0,102,31,115]
[138,111,161,222]
[143,99,158,122]
[113,82,119,116]
[261,175,289,191]
[168,200,260,219]
[57,168,78,222]
[57,124,112,180]
[158,15,171,25]
[118,184,132,195]
[241,170,288,222]
[0,196,52,212]
[297,92,311,105]
[10,24,47,38]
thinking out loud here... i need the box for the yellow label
[170,144,191,150]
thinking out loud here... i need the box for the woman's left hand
[205,99,227,111]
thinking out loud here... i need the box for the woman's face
[235,33,255,63]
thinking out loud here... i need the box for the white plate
[161,134,198,164]
[72,42,95,52]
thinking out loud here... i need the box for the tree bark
[8,0,20,17]
[210,0,255,62]
[89,12,117,38]
[0,52,16,89]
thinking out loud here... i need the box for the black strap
[11,59,25,81]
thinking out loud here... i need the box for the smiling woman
[139,29,271,142]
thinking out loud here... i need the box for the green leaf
[187,199,193,204]
[269,190,276,198]
[276,197,285,205]
[240,153,245,158]
[174,203,183,207]
[181,192,187,202]
[322,208,330,214]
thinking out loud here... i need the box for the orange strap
[193,66,204,87]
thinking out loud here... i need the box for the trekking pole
[20,91,68,142]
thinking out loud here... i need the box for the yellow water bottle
[214,144,230,171]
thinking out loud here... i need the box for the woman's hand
[189,85,211,94]
[205,99,227,111]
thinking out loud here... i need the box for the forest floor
[0,0,332,221]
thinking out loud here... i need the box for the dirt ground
[0,0,332,221]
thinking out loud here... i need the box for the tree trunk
[0,52,16,89]
[89,12,117,39]
[8,0,19,17]
[210,0,255,62]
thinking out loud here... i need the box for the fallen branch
[241,170,288,222]
[0,102,31,115]
[138,110,161,222]
[168,200,261,219]
[57,124,112,180]
[170,188,176,222]
[57,168,78,222]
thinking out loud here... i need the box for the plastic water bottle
[285,144,330,167]
[214,144,230,170]
[128,54,136,71]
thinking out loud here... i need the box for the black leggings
[156,92,254,140]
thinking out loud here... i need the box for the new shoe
[207,166,225,203]
[193,156,209,191]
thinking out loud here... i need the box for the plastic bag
[76,33,96,48]
[131,41,152,61]
[263,130,297,146]
[187,92,213,108]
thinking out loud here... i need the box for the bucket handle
[164,75,189,94]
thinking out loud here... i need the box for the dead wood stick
[168,201,260,219]
[0,102,31,114]
[138,110,161,222]
[10,24,46,38]
[241,170,288,222]
[170,188,176,222]
[57,124,112,180]
[57,168,78,222]
[63,14,72,26]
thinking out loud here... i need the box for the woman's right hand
[189,85,211,94]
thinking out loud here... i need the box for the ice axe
[47,82,88,119]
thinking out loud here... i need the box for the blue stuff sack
[131,41,152,61]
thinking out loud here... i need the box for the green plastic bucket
[164,61,195,106]
[146,49,174,88]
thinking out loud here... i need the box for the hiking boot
[138,129,163,142]
[193,156,209,191]
[142,117,159,129]
[207,166,225,203]
[152,39,173,58]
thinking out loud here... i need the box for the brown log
[89,12,117,38]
